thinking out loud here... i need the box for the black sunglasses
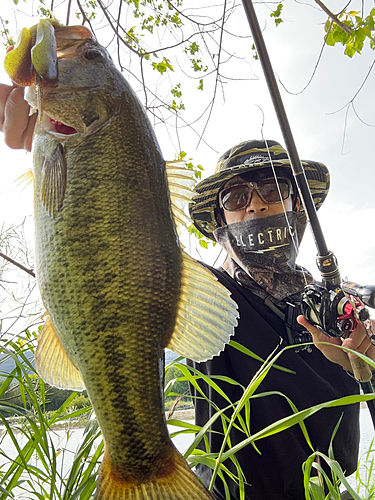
[219,177,293,212]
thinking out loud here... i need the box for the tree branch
[96,0,141,56]
[76,0,89,24]
[314,0,352,34]
[196,0,227,147]
[0,252,35,278]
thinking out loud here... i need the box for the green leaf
[344,43,356,57]
[364,26,372,37]
[152,57,174,74]
[221,392,375,463]
[325,32,336,46]
[190,58,207,72]
[171,83,182,98]
[355,27,367,43]
[187,41,199,55]
[332,29,346,43]
[270,3,283,27]
[229,340,295,373]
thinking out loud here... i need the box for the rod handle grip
[349,356,373,382]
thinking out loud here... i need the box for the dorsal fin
[165,161,196,235]
[165,160,238,360]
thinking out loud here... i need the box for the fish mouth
[34,108,78,136]
[49,118,77,135]
[26,86,78,136]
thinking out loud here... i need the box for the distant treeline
[0,350,190,417]
[0,380,90,417]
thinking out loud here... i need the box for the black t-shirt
[187,265,360,500]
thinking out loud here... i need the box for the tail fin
[95,447,213,500]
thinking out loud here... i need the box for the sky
[0,0,375,292]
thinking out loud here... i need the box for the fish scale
[5,19,239,499]
[33,88,185,485]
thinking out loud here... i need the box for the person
[188,139,375,500]
[1,84,374,499]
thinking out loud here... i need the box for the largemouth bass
[5,19,238,500]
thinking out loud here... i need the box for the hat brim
[189,159,330,241]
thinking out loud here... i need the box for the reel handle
[349,356,372,382]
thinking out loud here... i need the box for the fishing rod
[241,0,375,420]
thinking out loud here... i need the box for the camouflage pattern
[214,212,313,302]
[189,139,330,240]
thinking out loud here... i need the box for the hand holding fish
[0,83,36,151]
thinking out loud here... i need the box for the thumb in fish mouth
[4,17,93,87]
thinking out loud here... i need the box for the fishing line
[261,135,310,286]
[255,106,303,279]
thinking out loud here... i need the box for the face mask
[213,212,313,301]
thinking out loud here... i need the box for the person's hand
[0,83,37,151]
[297,315,375,372]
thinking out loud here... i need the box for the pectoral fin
[14,169,34,191]
[40,143,67,216]
[35,313,85,391]
[167,251,239,362]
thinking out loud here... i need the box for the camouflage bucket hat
[189,139,330,240]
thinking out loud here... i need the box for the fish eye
[84,49,102,60]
